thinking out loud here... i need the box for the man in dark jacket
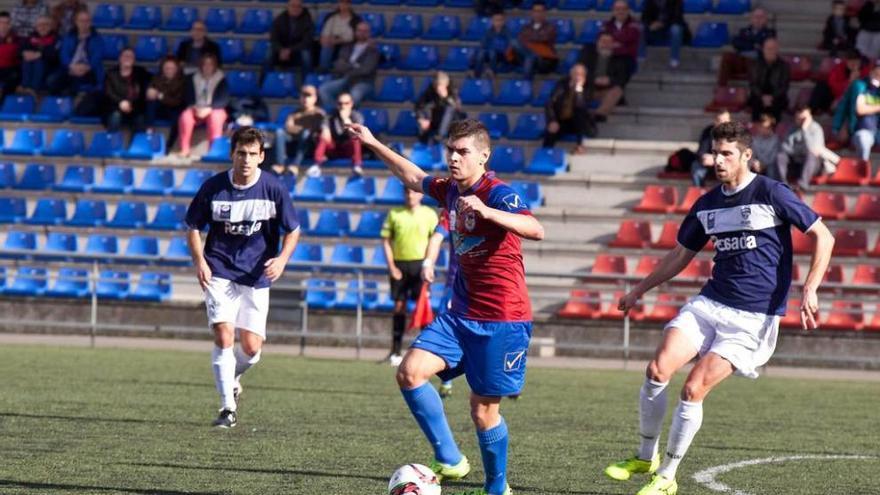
[270,0,314,83]
[856,0,880,59]
[748,37,790,121]
[48,9,103,95]
[176,20,221,75]
[511,2,557,79]
[544,63,595,153]
[19,14,57,93]
[103,47,150,134]
[0,12,21,102]
[579,32,629,121]
[821,0,855,55]
[641,0,690,69]
[318,21,378,105]
[414,71,463,144]
[602,0,640,77]
[718,7,776,85]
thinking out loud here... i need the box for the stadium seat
[846,192,880,220]
[591,254,627,275]
[691,22,729,48]
[524,147,565,175]
[5,266,48,296]
[643,293,687,322]
[704,86,748,112]
[0,162,12,188]
[598,290,644,320]
[439,46,476,72]
[462,16,491,41]
[205,8,236,32]
[822,264,844,285]
[4,128,44,155]
[791,227,815,255]
[201,136,231,164]
[243,39,270,65]
[362,108,389,135]
[43,130,85,157]
[364,246,388,274]
[558,49,581,74]
[288,242,323,270]
[15,163,55,190]
[386,14,423,39]
[163,6,198,31]
[295,176,336,202]
[123,133,166,160]
[713,0,750,14]
[810,191,847,220]
[560,0,596,9]
[128,272,172,301]
[821,157,870,185]
[408,0,440,6]
[377,43,400,70]
[864,305,880,332]
[296,209,310,233]
[46,267,90,298]
[505,17,528,36]
[488,145,525,173]
[375,76,414,103]
[674,258,712,283]
[832,228,868,256]
[389,110,419,137]
[66,199,107,227]
[552,18,575,43]
[336,176,376,203]
[408,142,444,171]
[821,300,864,330]
[852,264,880,287]
[675,186,705,213]
[510,180,543,208]
[371,0,402,5]
[398,45,439,71]
[218,38,244,64]
[125,5,162,29]
[375,177,405,205]
[351,210,387,238]
[148,203,187,230]
[25,197,66,225]
[305,279,336,309]
[335,280,380,310]
[237,8,272,34]
[557,289,601,319]
[162,237,190,266]
[493,80,532,106]
[124,236,160,263]
[634,185,679,213]
[361,12,386,36]
[261,71,296,98]
[92,3,124,28]
[0,197,26,223]
[510,113,547,141]
[96,270,130,299]
[173,169,214,197]
[576,19,605,44]
[92,165,133,194]
[101,34,126,61]
[478,112,510,139]
[424,15,461,40]
[784,55,813,82]
[609,220,652,248]
[634,255,661,277]
[650,221,679,249]
[43,232,78,260]
[107,201,148,229]
[134,36,168,62]
[226,70,259,98]
[84,234,120,260]
[2,230,36,258]
[532,80,556,107]
[133,168,175,196]
[329,244,365,271]
[308,209,351,237]
[0,94,35,121]
[684,0,711,12]
[32,96,73,123]
[460,78,494,105]
[84,132,124,159]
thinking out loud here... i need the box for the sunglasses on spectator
[302,92,316,97]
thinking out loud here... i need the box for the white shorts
[664,295,780,379]
[204,277,270,339]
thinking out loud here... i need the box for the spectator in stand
[19,14,57,94]
[833,61,878,149]
[602,0,640,76]
[641,0,690,69]
[750,113,780,175]
[775,104,825,192]
[177,52,228,158]
[544,63,595,154]
[822,0,856,55]
[474,12,512,79]
[0,12,20,102]
[810,49,868,114]
[310,91,364,177]
[846,63,880,160]
[318,0,360,73]
[11,0,47,37]
[272,84,325,176]
[318,21,378,105]
[103,47,150,134]
[48,9,103,96]
[145,56,187,147]
[748,37,789,121]
[717,7,775,86]
[270,0,314,84]
[176,21,221,76]
[690,109,730,186]
[50,0,85,36]
[857,0,880,59]
[579,32,629,122]
[415,71,462,145]
[476,0,505,17]
[511,2,557,80]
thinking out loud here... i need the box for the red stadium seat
[609,220,652,248]
[634,185,679,213]
[832,228,868,257]
[791,227,815,254]
[704,86,748,113]
[784,55,813,82]
[643,293,687,322]
[810,191,847,220]
[821,300,864,331]
[791,263,802,283]
[852,264,880,286]
[821,158,871,186]
[812,57,842,82]
[599,291,644,320]
[780,299,804,329]
[675,186,705,213]
[823,264,844,284]
[634,255,661,277]
[871,166,880,186]
[674,259,712,283]
[591,254,628,275]
[651,221,679,249]
[870,236,880,258]
[863,305,880,332]
[557,289,601,319]
[846,193,880,221]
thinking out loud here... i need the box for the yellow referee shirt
[380,206,439,261]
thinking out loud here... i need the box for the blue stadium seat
[560,0,596,10]
[0,266,6,292]
[128,272,172,301]
[15,163,55,190]
[148,203,187,230]
[84,131,124,159]
[261,71,296,98]
[532,80,556,106]
[335,280,380,310]
[0,197,26,223]
[308,209,351,237]
[409,143,444,171]
[424,15,461,40]
[460,78,493,105]
[46,267,90,298]
[205,8,236,32]
[553,19,575,43]
[24,197,65,225]
[295,176,336,202]
[43,130,85,157]
[525,147,567,175]
[408,0,440,6]
[577,19,605,44]
[389,110,419,137]
[163,6,198,31]
[559,48,580,74]
[226,70,259,97]
[125,5,162,29]
[305,279,336,309]
[96,270,130,299]
[361,108,389,135]
[288,242,323,270]
[375,177,405,205]
[173,169,214,197]
[493,79,532,106]
[444,0,473,6]
[439,46,475,72]
[691,22,729,48]
[218,38,244,64]
[93,165,133,194]
[684,0,711,13]
[386,14,423,39]
[84,234,120,260]
[5,266,48,296]
[375,76,414,103]
[243,39,270,65]
[510,180,544,208]
[133,167,175,195]
[462,16,490,41]
[125,235,160,263]
[123,132,166,160]
[510,113,546,140]
[304,73,333,90]
[101,34,126,61]
[488,145,525,173]
[366,246,388,273]
[107,201,147,229]
[370,0,402,5]
[134,36,168,62]
[66,199,107,227]
[377,43,400,69]
[237,8,272,34]
[43,232,78,260]
[201,136,231,163]
[713,0,749,14]
[478,112,510,139]
[399,45,439,71]
[32,96,73,123]
[162,237,190,266]
[4,128,44,155]
[597,0,642,10]
[0,94,35,121]
[2,230,36,258]
[296,209,310,232]
[92,3,124,28]
[361,12,385,36]
[329,244,365,271]
[350,210,387,238]
[335,176,376,203]
[0,162,12,188]
[505,17,528,37]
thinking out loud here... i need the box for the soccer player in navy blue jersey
[185,127,301,428]
[603,121,835,495]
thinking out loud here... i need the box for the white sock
[657,400,703,479]
[212,346,237,412]
[638,378,669,460]
[234,346,261,383]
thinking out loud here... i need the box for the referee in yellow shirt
[381,187,439,366]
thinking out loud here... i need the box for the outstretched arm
[457,195,545,241]
[800,219,835,330]
[346,123,427,192]
[618,243,698,314]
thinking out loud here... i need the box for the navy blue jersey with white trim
[677,174,819,316]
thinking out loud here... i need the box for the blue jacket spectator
[475,13,512,78]
[49,9,103,95]
[731,8,775,54]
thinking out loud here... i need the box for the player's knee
[469,402,499,430]
[646,360,670,383]
[681,382,707,402]
[395,364,424,389]
[240,338,262,357]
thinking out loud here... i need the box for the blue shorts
[411,312,532,397]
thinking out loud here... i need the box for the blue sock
[401,382,462,465]
[477,417,509,495]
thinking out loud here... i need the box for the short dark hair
[792,102,811,114]
[231,126,265,154]
[711,121,752,150]
[832,0,845,5]
[0,11,10,19]
[447,118,490,151]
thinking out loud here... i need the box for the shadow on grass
[0,479,226,494]
[109,379,391,397]
[0,411,204,427]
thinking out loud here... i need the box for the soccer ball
[387,464,441,495]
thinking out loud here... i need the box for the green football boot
[636,475,678,495]
[429,456,471,482]
[603,454,660,481]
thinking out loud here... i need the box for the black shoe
[212,408,238,428]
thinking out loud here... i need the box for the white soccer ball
[387,463,441,495]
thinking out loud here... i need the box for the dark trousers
[21,60,48,91]
[418,106,458,144]
[749,94,788,121]
[0,67,20,101]
[47,69,98,96]
[543,109,596,147]
[275,129,317,166]
[808,81,834,115]
[774,151,821,190]
[145,100,184,149]
[105,108,146,134]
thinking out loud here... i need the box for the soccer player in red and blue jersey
[348,119,544,495]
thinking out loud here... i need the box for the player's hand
[390,265,403,280]
[196,260,212,291]
[800,286,819,330]
[263,257,286,282]
[421,264,435,283]
[456,195,488,219]
[345,123,377,147]
[617,291,641,315]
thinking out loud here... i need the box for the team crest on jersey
[464,211,476,231]
[502,193,525,211]
[449,209,457,231]
[707,212,716,230]
[218,204,231,220]
[740,206,751,224]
